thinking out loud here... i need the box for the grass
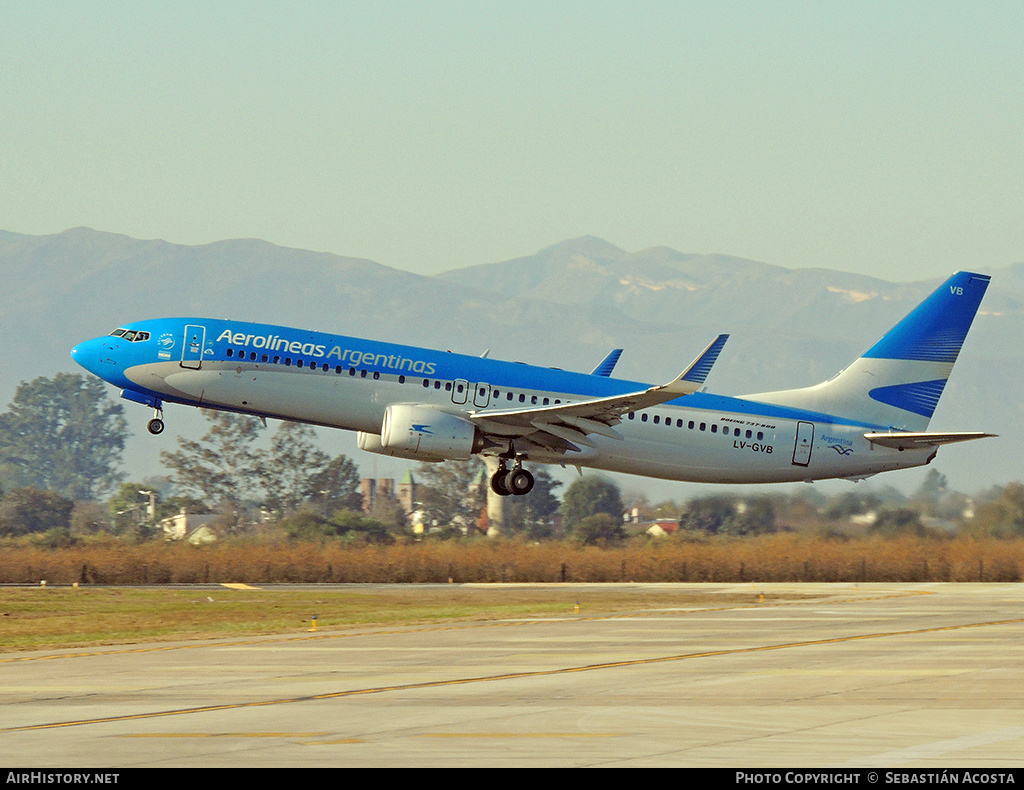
[0,584,803,653]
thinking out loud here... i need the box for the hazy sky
[2,1,1021,281]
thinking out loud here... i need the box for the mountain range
[1,228,1020,496]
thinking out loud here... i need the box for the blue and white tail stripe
[748,272,989,432]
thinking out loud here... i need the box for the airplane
[71,270,994,496]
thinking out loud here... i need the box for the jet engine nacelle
[375,404,481,461]
[356,430,435,461]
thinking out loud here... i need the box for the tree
[0,488,74,536]
[416,458,487,531]
[306,455,364,516]
[678,495,736,534]
[678,494,778,536]
[965,483,1024,538]
[256,421,331,514]
[571,512,626,545]
[868,507,927,537]
[560,476,624,535]
[504,468,562,539]
[160,410,264,508]
[0,374,127,500]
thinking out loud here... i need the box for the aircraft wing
[471,335,728,453]
[864,431,997,450]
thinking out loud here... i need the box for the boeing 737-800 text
[71,271,994,496]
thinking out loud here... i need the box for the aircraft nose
[71,336,115,378]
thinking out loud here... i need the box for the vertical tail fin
[749,271,990,431]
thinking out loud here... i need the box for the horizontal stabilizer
[864,431,997,450]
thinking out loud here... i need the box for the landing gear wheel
[507,468,534,496]
[490,468,511,497]
[147,418,165,435]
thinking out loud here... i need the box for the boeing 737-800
[71,271,994,496]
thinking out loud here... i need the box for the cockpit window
[108,329,150,342]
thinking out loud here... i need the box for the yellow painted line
[3,614,1020,734]
[220,583,261,590]
[303,738,367,745]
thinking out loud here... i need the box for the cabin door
[181,325,206,369]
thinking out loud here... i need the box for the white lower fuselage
[124,359,931,484]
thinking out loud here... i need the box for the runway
[2,583,1023,768]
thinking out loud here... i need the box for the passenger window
[399,375,405,384]
[641,414,648,422]
[688,421,694,429]
[653,415,660,424]
[297,359,303,368]
[700,423,706,431]
[757,432,764,441]
[227,349,234,358]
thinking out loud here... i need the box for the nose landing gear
[147,407,165,435]
[489,457,534,497]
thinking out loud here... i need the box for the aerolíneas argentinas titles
[71,271,994,496]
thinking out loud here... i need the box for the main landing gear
[490,458,534,497]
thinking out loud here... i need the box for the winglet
[680,334,729,385]
[647,334,730,400]
[591,349,623,377]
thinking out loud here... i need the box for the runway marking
[0,588,932,665]
[3,614,1020,734]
